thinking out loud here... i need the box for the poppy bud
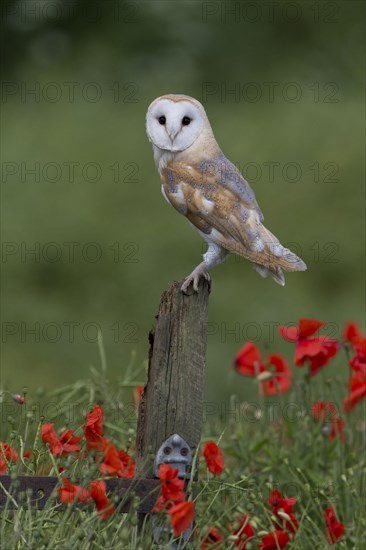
[257,370,272,381]
[12,394,25,404]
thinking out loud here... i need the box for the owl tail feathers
[257,224,307,273]
[253,263,286,286]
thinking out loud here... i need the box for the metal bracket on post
[136,279,210,546]
[153,434,192,479]
[152,434,194,548]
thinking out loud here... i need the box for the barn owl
[146,94,307,293]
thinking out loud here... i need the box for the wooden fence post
[136,278,210,482]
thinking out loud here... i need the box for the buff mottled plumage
[146,94,307,292]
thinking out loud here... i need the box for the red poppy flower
[133,386,144,405]
[325,506,345,544]
[117,448,135,477]
[168,501,194,537]
[57,478,90,504]
[41,424,81,456]
[153,495,168,512]
[279,319,340,376]
[259,530,290,550]
[59,429,81,453]
[0,443,19,474]
[235,344,292,395]
[344,321,363,345]
[280,319,326,341]
[200,527,224,548]
[83,405,104,450]
[203,441,224,475]
[90,480,115,519]
[268,489,297,515]
[312,401,337,421]
[153,464,185,511]
[100,441,135,478]
[23,450,32,460]
[295,336,339,376]
[343,373,366,412]
[159,463,179,483]
[41,424,63,456]
[159,464,185,502]
[349,337,366,377]
[275,511,299,534]
[312,401,345,441]
[329,417,346,441]
[260,355,292,396]
[233,515,255,549]
[12,394,25,404]
[235,343,262,376]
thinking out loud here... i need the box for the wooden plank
[136,278,210,478]
[0,475,160,513]
[0,475,58,510]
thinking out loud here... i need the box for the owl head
[146,94,209,153]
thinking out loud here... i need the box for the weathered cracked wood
[136,278,210,477]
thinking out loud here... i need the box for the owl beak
[167,127,179,142]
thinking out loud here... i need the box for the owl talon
[181,264,211,294]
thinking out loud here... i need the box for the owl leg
[181,242,229,293]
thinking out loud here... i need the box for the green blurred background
[1,0,365,403]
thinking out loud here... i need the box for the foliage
[1,324,365,549]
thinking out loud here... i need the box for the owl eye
[182,116,191,126]
[158,116,166,125]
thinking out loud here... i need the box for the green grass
[1,3,365,547]
[1,339,364,549]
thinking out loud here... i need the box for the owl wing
[196,153,264,221]
[161,159,306,272]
